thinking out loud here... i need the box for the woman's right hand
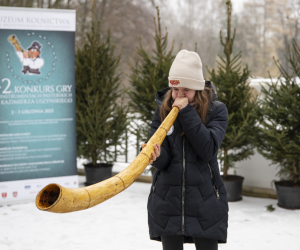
[141,143,161,164]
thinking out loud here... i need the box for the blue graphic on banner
[0,29,76,182]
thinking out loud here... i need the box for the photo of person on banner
[9,35,45,75]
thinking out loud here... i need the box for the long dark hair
[160,87,213,123]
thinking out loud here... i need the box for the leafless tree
[158,0,225,78]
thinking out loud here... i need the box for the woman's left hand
[141,143,161,164]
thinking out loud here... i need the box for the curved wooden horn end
[35,107,179,214]
[36,184,62,211]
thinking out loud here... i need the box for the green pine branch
[128,6,175,142]
[255,40,300,183]
[76,5,128,166]
[207,0,257,176]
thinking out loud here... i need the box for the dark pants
[161,235,218,250]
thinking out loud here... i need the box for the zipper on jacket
[207,162,220,199]
[182,137,186,235]
[152,171,161,193]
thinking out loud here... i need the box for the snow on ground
[0,176,299,250]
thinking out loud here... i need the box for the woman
[142,50,229,250]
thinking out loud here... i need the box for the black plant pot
[222,175,244,202]
[275,181,300,210]
[84,163,113,186]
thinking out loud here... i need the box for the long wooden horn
[36,107,179,213]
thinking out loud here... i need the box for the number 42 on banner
[1,78,12,94]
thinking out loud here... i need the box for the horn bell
[36,107,179,213]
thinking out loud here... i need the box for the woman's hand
[141,143,161,164]
[172,97,189,110]
[172,97,198,109]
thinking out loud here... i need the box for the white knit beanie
[168,50,205,90]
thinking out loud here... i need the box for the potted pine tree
[76,3,128,185]
[207,1,257,201]
[255,39,300,209]
[128,7,175,174]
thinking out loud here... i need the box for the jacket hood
[155,81,218,107]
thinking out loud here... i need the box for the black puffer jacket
[147,81,229,244]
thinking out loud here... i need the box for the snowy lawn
[0,176,299,250]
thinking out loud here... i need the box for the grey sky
[231,0,245,13]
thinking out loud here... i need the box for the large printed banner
[0,7,77,204]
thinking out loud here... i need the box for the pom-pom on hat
[168,50,205,90]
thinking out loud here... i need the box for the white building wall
[233,149,279,190]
